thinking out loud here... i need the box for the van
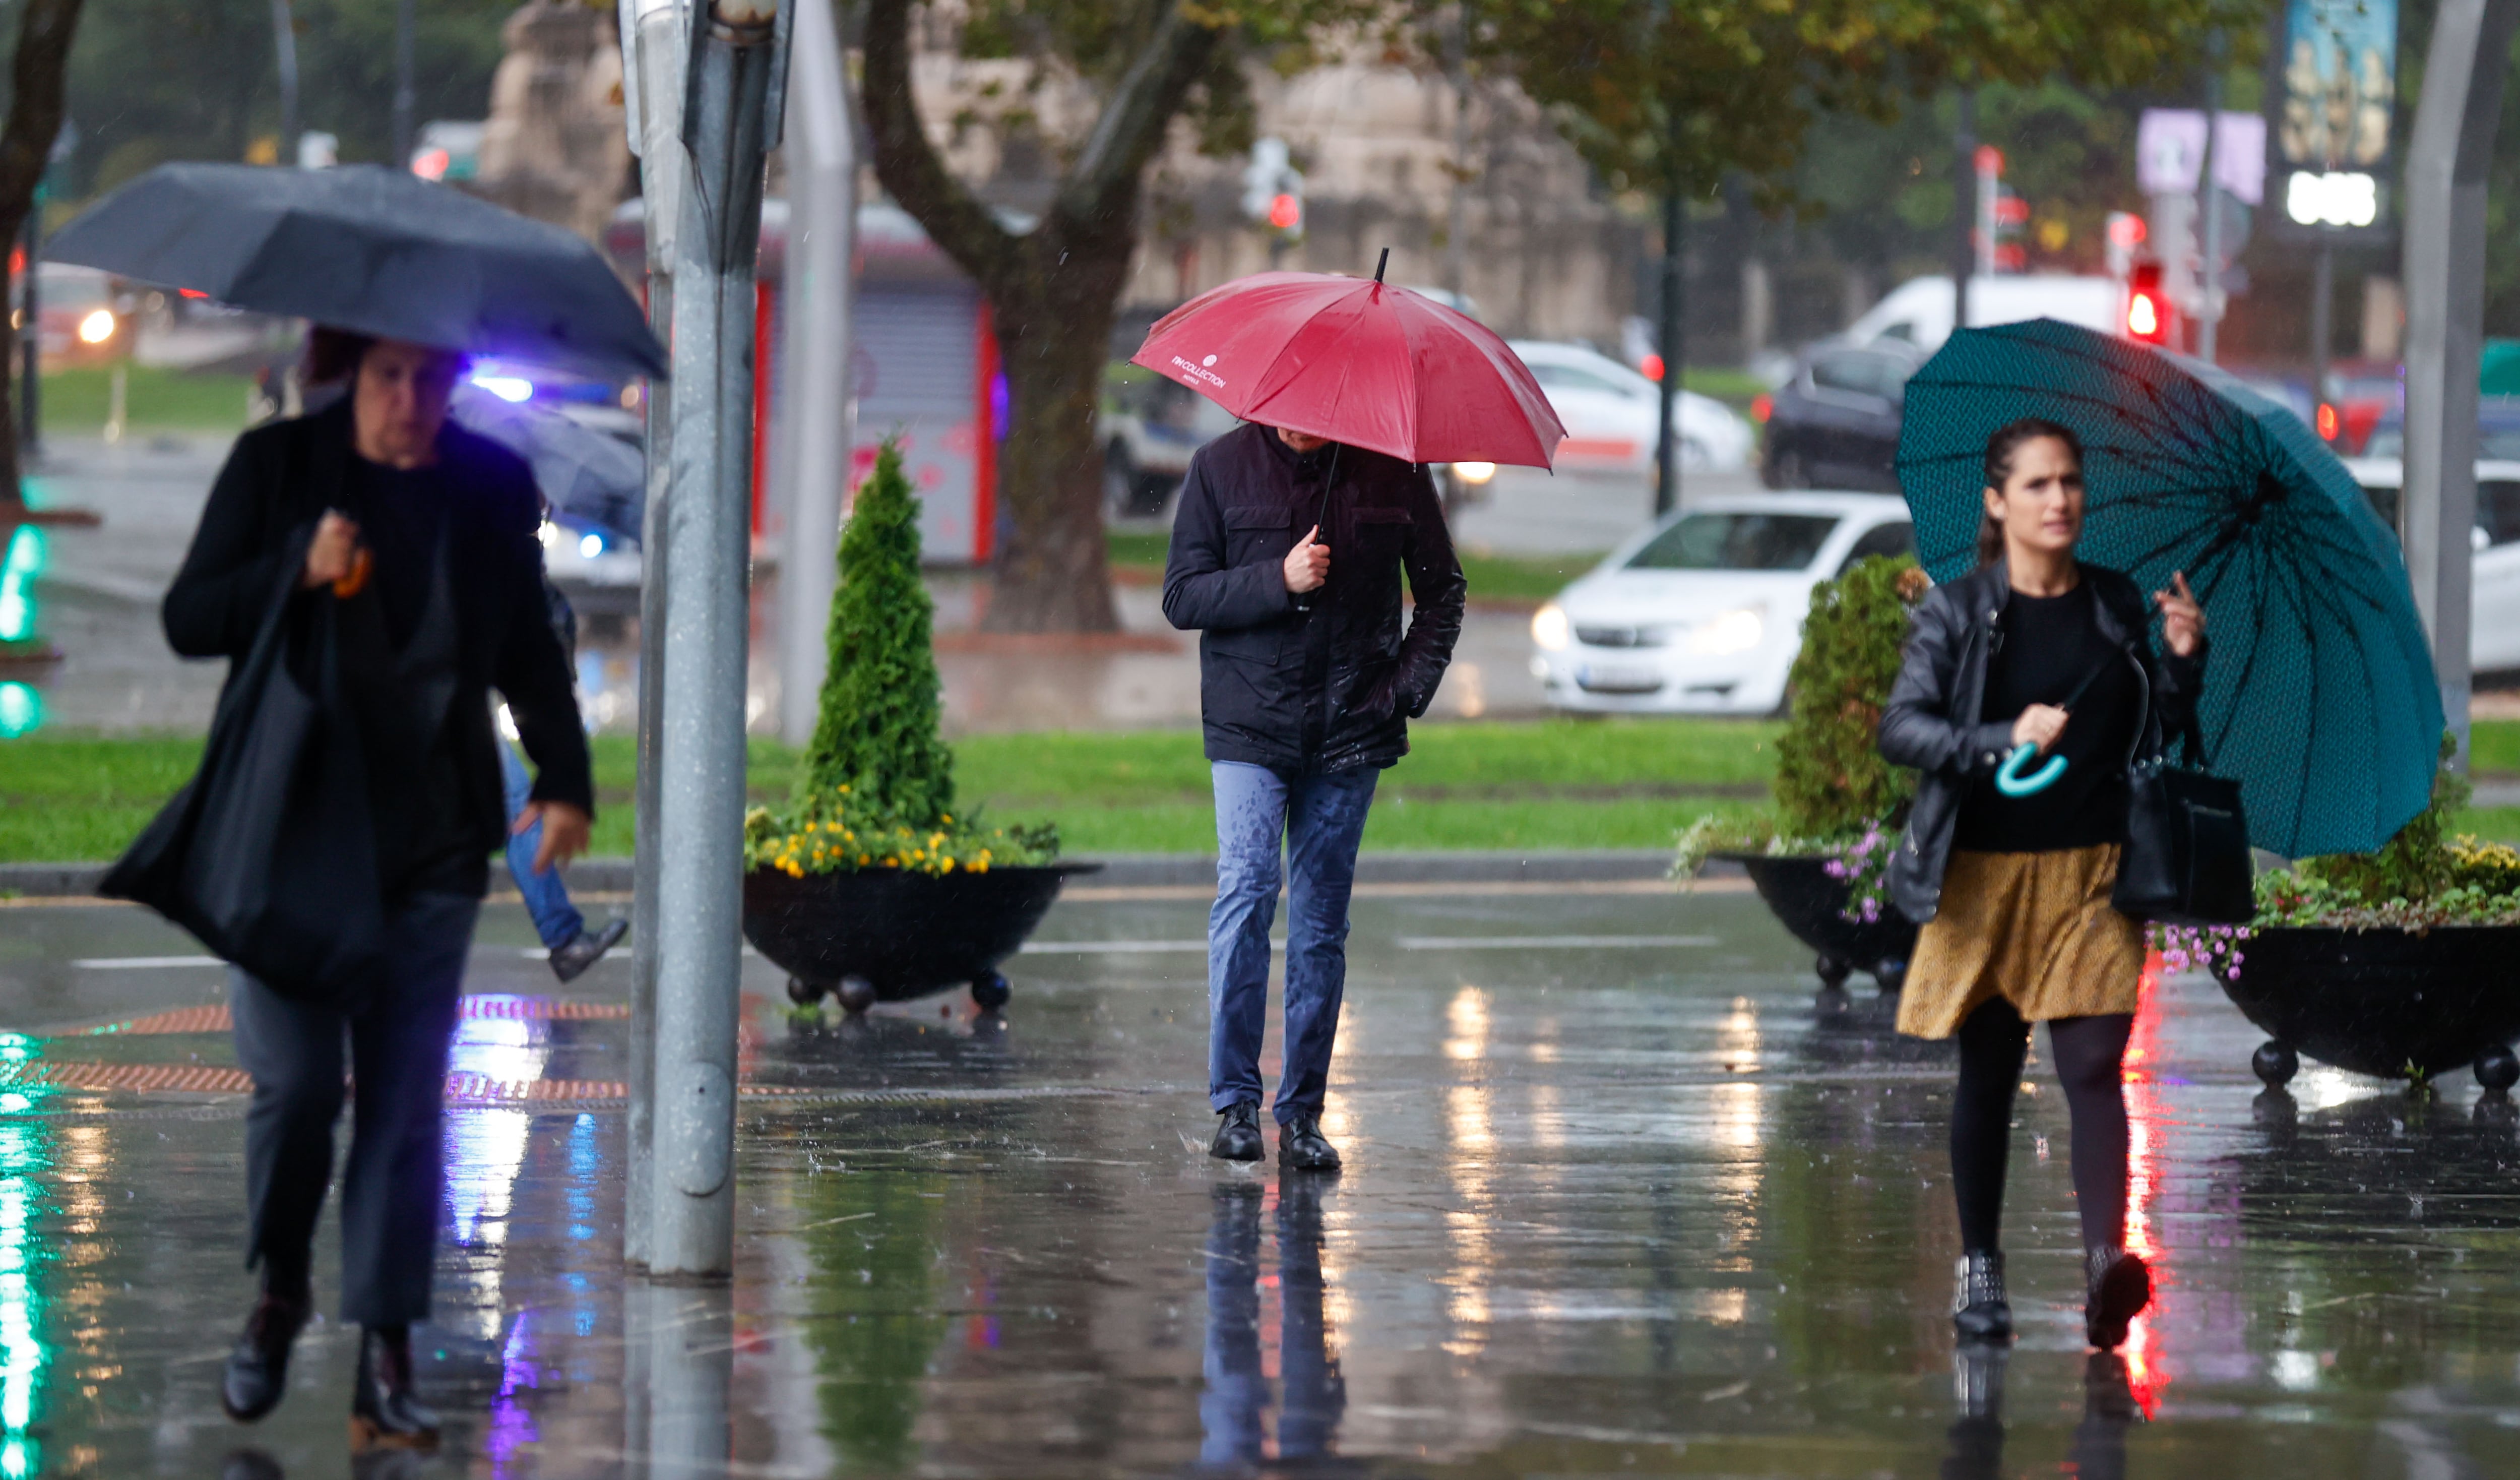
[1842,275,2125,352]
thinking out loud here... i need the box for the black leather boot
[219,1288,310,1423]
[1952,1251,2012,1342]
[350,1325,439,1452]
[1209,1101,1264,1162]
[549,918,630,983]
[2084,1246,2152,1351]
[1281,1115,1341,1173]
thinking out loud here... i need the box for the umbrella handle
[1994,742,2067,797]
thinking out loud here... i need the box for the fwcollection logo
[1173,354,1227,390]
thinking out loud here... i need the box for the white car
[2343,456,2520,674]
[1493,340,1753,479]
[1529,492,1916,714]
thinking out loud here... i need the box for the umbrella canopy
[1129,269,1564,468]
[448,386,645,539]
[1897,318,2442,859]
[46,163,664,382]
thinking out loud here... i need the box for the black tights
[1951,998,2133,1254]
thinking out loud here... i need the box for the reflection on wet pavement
[0,885,2517,1474]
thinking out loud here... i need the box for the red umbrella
[1129,256,1565,469]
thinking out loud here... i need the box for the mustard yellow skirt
[1896,843,2146,1040]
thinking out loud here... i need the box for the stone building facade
[474,0,633,245]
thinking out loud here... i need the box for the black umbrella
[448,386,645,539]
[46,163,664,382]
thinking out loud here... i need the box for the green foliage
[803,442,956,828]
[1773,556,1924,839]
[2257,738,2520,927]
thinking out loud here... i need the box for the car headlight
[579,531,605,559]
[1532,602,1570,651]
[1686,606,1765,656]
[1452,460,1497,485]
[538,520,560,552]
[76,308,116,345]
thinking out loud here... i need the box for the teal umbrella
[1896,319,2441,859]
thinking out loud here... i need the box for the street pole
[18,211,37,463]
[270,0,299,163]
[1653,170,1683,518]
[392,0,417,170]
[2196,54,2223,364]
[1948,89,1975,339]
[648,0,792,1279]
[618,0,690,1274]
[2309,236,2333,422]
[774,0,857,748]
[2402,0,2520,771]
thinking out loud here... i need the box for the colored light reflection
[2118,955,2169,1417]
[0,1088,51,1477]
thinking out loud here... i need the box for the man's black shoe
[1210,1101,1264,1162]
[1281,1115,1341,1172]
[350,1325,440,1452]
[549,918,629,983]
[220,1292,310,1424]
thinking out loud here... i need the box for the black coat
[1161,423,1466,774]
[163,401,594,883]
[1877,561,2205,924]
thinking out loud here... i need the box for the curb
[2,849,1720,900]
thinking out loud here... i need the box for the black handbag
[100,526,389,997]
[2110,661,2254,925]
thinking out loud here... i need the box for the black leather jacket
[1877,561,2204,923]
[1161,423,1466,774]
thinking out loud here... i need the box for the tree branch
[1051,1,1225,233]
[860,0,1021,294]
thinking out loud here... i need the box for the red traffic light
[1267,193,1302,231]
[2125,264,2169,345]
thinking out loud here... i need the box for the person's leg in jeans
[501,737,585,950]
[1208,762,1289,1120]
[1275,767,1377,1161]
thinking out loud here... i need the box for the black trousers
[230,890,477,1326]
[1950,997,2134,1255]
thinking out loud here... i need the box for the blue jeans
[501,736,584,949]
[1207,760,1378,1123]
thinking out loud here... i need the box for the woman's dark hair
[1976,416,2086,567]
[303,326,377,387]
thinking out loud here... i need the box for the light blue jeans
[1207,760,1378,1124]
[500,737,584,950]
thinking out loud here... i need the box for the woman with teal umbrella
[1879,417,2206,1353]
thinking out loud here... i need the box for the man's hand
[2011,704,2070,756]
[302,511,362,589]
[2155,570,2205,657]
[514,800,592,875]
[1283,524,1330,593]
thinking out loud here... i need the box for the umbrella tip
[1374,247,1389,285]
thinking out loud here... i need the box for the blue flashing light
[0,685,35,739]
[578,532,605,560]
[472,373,534,403]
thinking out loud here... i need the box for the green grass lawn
[1106,530,1595,605]
[36,366,255,433]
[13,718,2520,866]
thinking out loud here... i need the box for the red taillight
[1750,393,1772,424]
[1640,353,1665,383]
[2317,402,2340,441]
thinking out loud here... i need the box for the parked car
[1758,338,1929,492]
[1528,491,1916,715]
[1099,366,1240,519]
[18,263,135,364]
[2360,398,2520,464]
[1485,339,1752,482]
[1840,274,2125,352]
[2342,456,2520,676]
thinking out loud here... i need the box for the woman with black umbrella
[164,329,592,1450]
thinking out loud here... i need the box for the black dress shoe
[1210,1101,1265,1162]
[1281,1115,1341,1172]
[350,1325,439,1452]
[2084,1246,2152,1351]
[220,1292,309,1424]
[549,918,630,983]
[1952,1251,2012,1342]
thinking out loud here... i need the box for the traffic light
[0,524,40,644]
[1241,137,1304,242]
[2125,263,2171,345]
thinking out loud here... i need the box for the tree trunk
[0,0,87,521]
[983,239,1129,633]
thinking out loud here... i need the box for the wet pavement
[0,884,2516,1476]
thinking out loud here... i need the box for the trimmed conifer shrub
[1773,556,1925,838]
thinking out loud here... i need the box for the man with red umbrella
[1145,257,1561,1169]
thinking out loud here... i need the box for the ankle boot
[1209,1101,1264,1162]
[2084,1246,2152,1351]
[350,1325,439,1451]
[219,1287,310,1423]
[1952,1251,2012,1342]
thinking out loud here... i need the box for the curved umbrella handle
[1994,742,2067,797]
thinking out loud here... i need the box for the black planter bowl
[1715,852,1918,989]
[741,862,1103,1012]
[2223,924,2520,1087]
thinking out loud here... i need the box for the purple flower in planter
[2164,949,2190,972]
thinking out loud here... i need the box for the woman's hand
[302,511,362,590]
[515,801,592,875]
[2156,570,2204,657]
[2012,703,2070,756]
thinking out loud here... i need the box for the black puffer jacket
[1877,561,2205,924]
[1162,423,1466,774]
